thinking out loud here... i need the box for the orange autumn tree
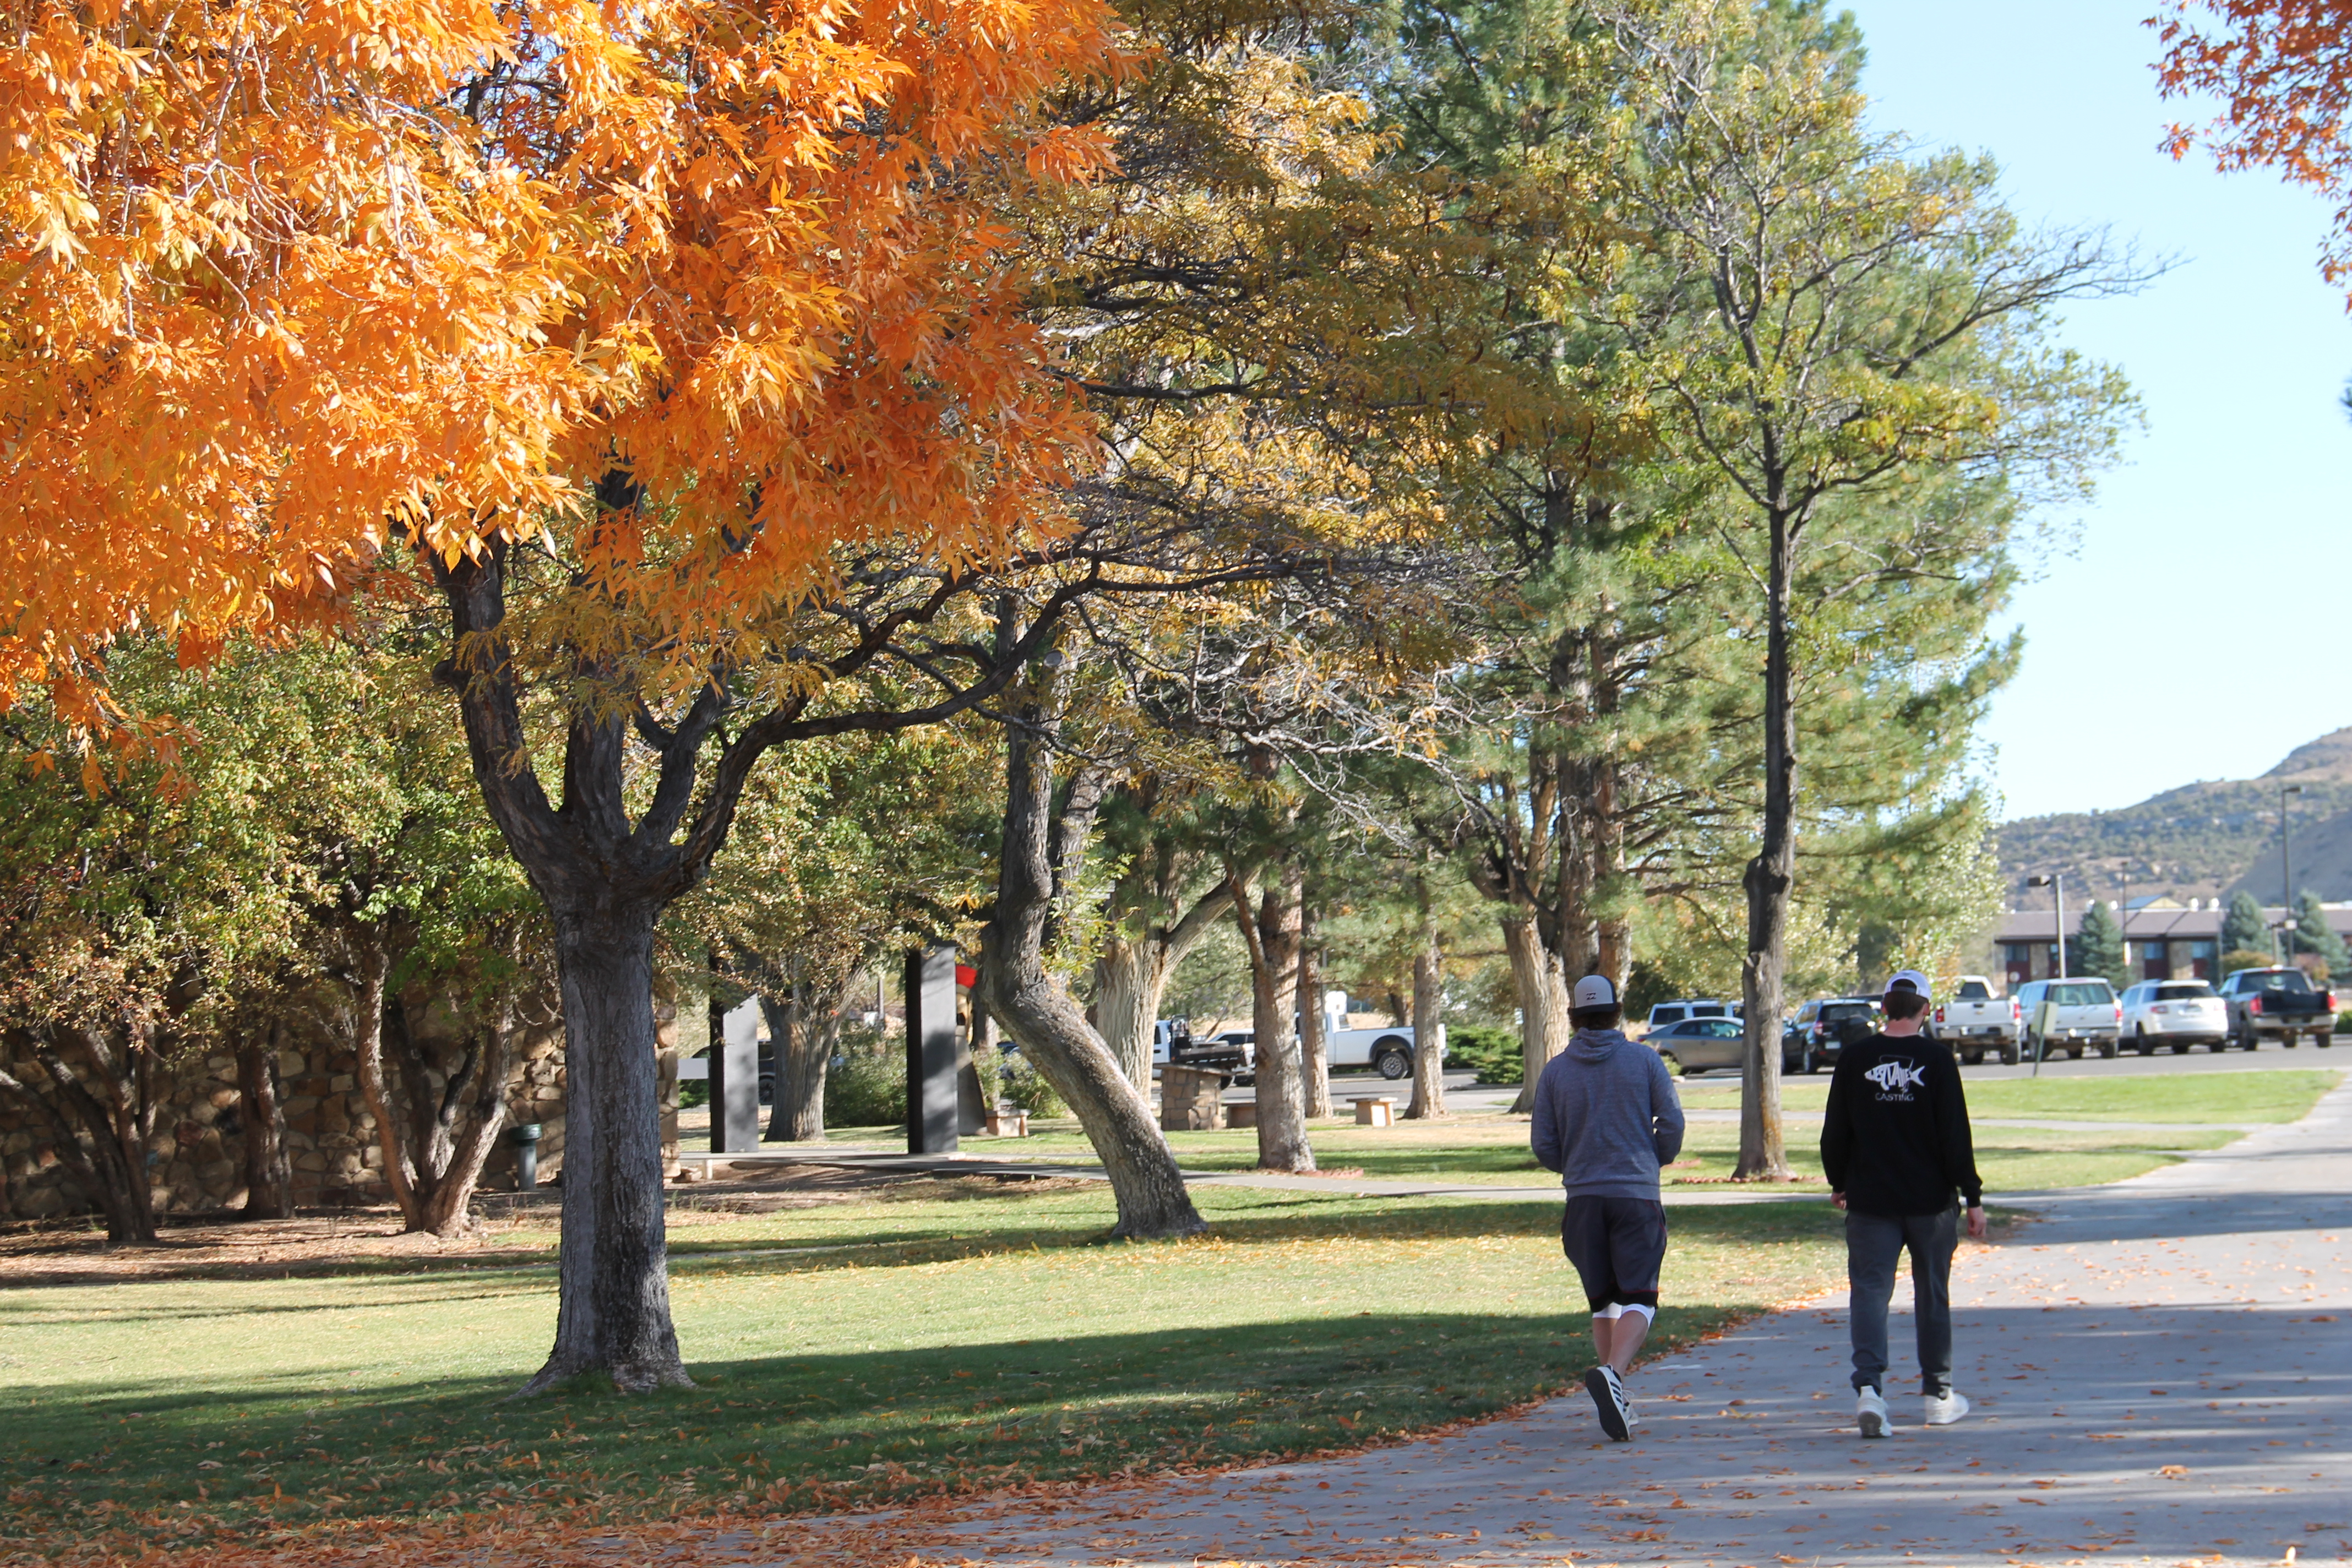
[2157,0,2352,286]
[1,0,1125,1391]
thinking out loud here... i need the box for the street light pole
[2027,873,2066,1076]
[2282,783,2306,963]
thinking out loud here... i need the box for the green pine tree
[2071,899,2129,989]
[2293,889,2347,980]
[2222,891,2271,957]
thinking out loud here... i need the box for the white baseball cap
[1885,969,1931,1001]
[1572,974,1617,1010]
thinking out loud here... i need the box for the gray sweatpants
[1845,1206,1957,1397]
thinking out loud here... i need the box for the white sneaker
[1585,1365,1635,1441]
[1856,1387,1889,1439]
[1923,1390,1970,1426]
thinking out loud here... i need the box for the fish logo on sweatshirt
[1864,1058,1925,1096]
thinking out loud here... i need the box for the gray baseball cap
[1572,974,1616,1010]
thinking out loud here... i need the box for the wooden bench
[1350,1096,1397,1127]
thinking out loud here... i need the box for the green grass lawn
[1669,1066,2340,1123]
[1,1067,2332,1558]
[0,1186,1844,1556]
[932,1069,2336,1193]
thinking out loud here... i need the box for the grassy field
[1672,1066,2343,1124]
[903,1068,2340,1192]
[1,1186,1845,1556]
[1,1067,2332,1559]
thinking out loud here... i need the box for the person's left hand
[1966,1205,1988,1239]
[1830,1190,1847,1211]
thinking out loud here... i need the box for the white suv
[2120,979,2229,1055]
[1642,999,1741,1038]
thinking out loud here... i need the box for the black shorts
[1561,1194,1668,1312]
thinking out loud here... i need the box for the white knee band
[1619,1302,1657,1324]
[1592,1303,1623,1320]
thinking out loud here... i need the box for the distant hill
[1995,727,2352,907]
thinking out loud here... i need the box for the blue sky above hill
[1847,1,2352,820]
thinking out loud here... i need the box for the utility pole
[2282,782,2305,962]
[2027,872,2065,1075]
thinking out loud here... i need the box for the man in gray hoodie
[1531,973,1686,1441]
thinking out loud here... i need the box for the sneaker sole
[1858,1406,1887,1439]
[1586,1368,1630,1441]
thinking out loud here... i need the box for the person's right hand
[1966,1205,1988,1239]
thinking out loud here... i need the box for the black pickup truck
[2217,967,2339,1050]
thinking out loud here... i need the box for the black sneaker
[1585,1366,1632,1441]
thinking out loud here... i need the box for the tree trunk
[981,677,1205,1239]
[1298,906,1331,1120]
[1591,754,1634,998]
[1093,880,1231,1092]
[1503,913,1570,1113]
[416,1002,514,1237]
[1407,904,1447,1120]
[349,934,427,1231]
[1235,864,1314,1172]
[237,1026,293,1220]
[1737,515,1795,1181]
[1091,938,1162,1092]
[766,971,839,1143]
[0,1030,160,1245]
[520,902,692,1394]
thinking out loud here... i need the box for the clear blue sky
[1844,1,2352,821]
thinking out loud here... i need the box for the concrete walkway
[761,1078,2352,1567]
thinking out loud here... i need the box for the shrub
[2220,949,2279,977]
[824,1027,907,1128]
[1445,1023,1522,1086]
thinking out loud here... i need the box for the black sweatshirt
[1820,1031,1984,1216]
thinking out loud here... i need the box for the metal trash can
[510,1123,543,1191]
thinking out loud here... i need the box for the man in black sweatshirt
[1821,969,1986,1439]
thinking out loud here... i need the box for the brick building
[1991,901,2352,990]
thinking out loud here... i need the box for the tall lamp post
[2027,874,2068,980]
[2282,783,2306,963]
[2026,873,2066,1076]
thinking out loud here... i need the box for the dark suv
[1781,997,1881,1074]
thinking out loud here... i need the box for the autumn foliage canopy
[2158,0,2352,286]
[0,0,1125,717]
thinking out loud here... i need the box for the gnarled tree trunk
[979,667,1204,1239]
[1234,862,1314,1172]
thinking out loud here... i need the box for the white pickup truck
[1156,1019,1435,1080]
[1932,975,2019,1065]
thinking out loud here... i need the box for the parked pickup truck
[1932,975,2020,1065]
[2217,967,2338,1051]
[1161,1022,1436,1081]
[2014,977,2121,1061]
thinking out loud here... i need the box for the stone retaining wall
[0,986,682,1222]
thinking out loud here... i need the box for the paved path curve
[765,1078,2352,1567]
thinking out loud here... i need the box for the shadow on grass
[2,1303,1775,1545]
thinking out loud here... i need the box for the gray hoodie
[1529,1028,1686,1199]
